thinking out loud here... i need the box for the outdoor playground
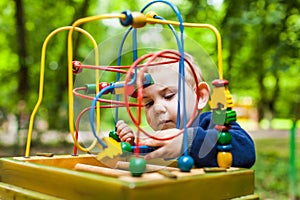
[0,0,299,199]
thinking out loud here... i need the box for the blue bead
[131,145,157,155]
[217,144,232,151]
[178,155,194,172]
[120,10,133,26]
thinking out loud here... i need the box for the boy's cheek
[145,114,152,126]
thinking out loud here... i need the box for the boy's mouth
[157,120,175,129]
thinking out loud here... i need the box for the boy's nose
[153,103,167,114]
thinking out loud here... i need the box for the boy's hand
[116,120,135,145]
[139,128,184,160]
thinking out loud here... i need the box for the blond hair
[145,51,204,90]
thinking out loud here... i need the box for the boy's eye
[164,93,175,100]
[144,100,154,108]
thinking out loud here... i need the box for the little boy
[116,50,256,168]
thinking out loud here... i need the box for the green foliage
[253,138,300,199]
[0,0,299,130]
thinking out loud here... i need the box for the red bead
[99,82,110,94]
[215,125,231,131]
[72,61,82,74]
[212,79,229,87]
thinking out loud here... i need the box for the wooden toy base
[0,154,258,200]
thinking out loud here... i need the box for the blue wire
[90,23,140,148]
[133,28,138,62]
[89,86,113,148]
[90,79,137,148]
[91,1,188,152]
[115,26,140,127]
[154,15,182,129]
[141,1,188,155]
[115,27,133,127]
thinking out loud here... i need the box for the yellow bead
[131,12,146,28]
[114,83,125,94]
[217,151,232,168]
[145,11,158,24]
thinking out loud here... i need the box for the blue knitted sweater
[189,112,256,168]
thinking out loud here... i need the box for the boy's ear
[196,82,210,110]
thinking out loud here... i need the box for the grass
[253,138,300,199]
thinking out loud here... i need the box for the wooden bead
[178,155,194,172]
[129,157,146,177]
[211,79,234,110]
[224,88,234,108]
[217,144,232,151]
[215,125,231,131]
[72,61,82,74]
[145,11,158,24]
[212,79,229,87]
[212,110,237,125]
[217,152,232,168]
[218,132,232,144]
[132,12,147,28]
[212,110,226,125]
[109,130,120,142]
[113,81,135,95]
[225,110,236,124]
[210,87,226,110]
[121,142,132,153]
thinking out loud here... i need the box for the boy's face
[142,67,197,131]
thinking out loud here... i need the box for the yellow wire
[26,13,223,157]
[145,18,223,80]
[67,27,100,153]
[25,26,99,157]
[67,14,126,154]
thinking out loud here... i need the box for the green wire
[289,119,296,199]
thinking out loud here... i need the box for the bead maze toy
[0,1,258,199]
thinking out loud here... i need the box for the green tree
[0,0,299,132]
[221,0,300,121]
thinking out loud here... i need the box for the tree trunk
[47,0,90,130]
[14,0,29,100]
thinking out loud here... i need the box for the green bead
[129,157,146,177]
[85,84,97,94]
[218,132,232,145]
[121,142,132,152]
[109,130,120,142]
[225,110,236,124]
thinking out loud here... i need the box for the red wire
[124,50,200,141]
[73,103,128,154]
[73,87,140,107]
[79,60,180,72]
[73,51,201,156]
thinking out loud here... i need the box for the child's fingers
[116,120,124,127]
[116,121,130,136]
[139,139,164,147]
[143,147,167,160]
[119,126,133,137]
[116,121,126,131]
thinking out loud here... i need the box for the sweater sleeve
[189,112,256,168]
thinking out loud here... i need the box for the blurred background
[0,0,299,199]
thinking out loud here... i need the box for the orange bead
[217,151,232,168]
